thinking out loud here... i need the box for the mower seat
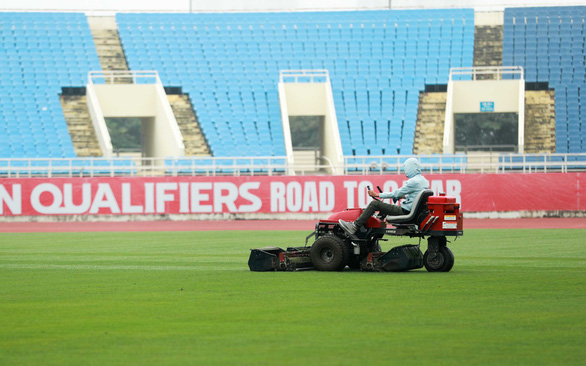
[386,189,433,225]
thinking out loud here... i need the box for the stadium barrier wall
[1,173,585,219]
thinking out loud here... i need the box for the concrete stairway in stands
[474,25,504,80]
[58,16,122,158]
[60,95,102,157]
[87,17,131,83]
[414,91,446,154]
[167,94,211,156]
[524,90,556,153]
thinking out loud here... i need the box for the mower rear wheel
[310,235,349,271]
[423,246,454,272]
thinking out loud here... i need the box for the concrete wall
[284,84,327,116]
[444,79,525,153]
[5,0,388,13]
[475,11,504,26]
[323,81,344,175]
[7,0,585,13]
[452,80,523,114]
[280,82,344,174]
[389,0,584,11]
[90,84,184,159]
[86,83,113,156]
[94,85,156,117]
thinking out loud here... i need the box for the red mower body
[423,193,463,236]
[323,208,386,229]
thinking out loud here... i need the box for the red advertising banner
[0,173,585,216]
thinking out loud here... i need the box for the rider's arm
[379,179,419,200]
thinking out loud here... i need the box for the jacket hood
[403,158,421,178]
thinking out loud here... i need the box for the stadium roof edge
[1,0,585,15]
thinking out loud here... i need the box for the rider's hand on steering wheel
[368,190,381,201]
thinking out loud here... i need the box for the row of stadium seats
[502,6,586,153]
[117,9,475,157]
[122,44,473,66]
[120,26,474,43]
[117,9,474,23]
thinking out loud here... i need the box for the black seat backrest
[386,189,434,225]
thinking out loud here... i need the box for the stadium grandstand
[0,1,585,177]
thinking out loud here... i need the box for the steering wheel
[369,185,400,204]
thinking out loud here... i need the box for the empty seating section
[0,12,101,158]
[117,9,474,157]
[502,7,586,153]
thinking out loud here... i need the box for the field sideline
[1,226,585,365]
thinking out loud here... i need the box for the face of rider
[403,158,421,178]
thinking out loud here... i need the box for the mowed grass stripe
[0,264,236,271]
[1,229,585,366]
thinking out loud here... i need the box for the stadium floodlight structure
[86,70,185,160]
[443,66,525,154]
[278,70,344,175]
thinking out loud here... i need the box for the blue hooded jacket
[379,158,430,212]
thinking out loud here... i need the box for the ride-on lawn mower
[248,188,463,272]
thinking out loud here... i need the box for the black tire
[442,246,455,272]
[424,246,454,272]
[310,235,350,271]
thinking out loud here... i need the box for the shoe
[338,219,358,238]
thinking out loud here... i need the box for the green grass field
[1,228,585,365]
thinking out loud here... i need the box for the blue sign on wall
[480,101,494,112]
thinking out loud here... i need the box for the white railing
[88,70,162,85]
[1,153,586,178]
[345,153,586,175]
[0,156,287,178]
[279,70,330,84]
[449,66,524,81]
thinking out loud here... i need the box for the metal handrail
[449,66,524,81]
[279,69,330,84]
[318,155,336,174]
[88,70,161,85]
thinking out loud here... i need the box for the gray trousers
[354,200,408,228]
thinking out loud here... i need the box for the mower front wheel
[423,246,454,272]
[310,235,349,271]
